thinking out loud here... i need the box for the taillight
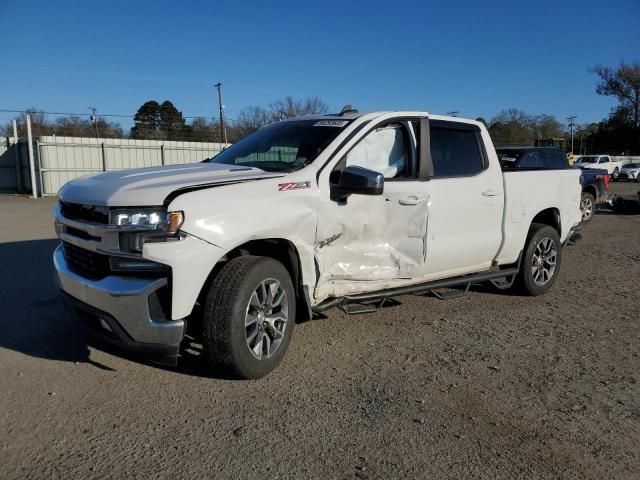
[596,174,609,189]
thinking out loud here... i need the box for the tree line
[2,61,638,153]
[126,96,329,143]
[3,110,124,138]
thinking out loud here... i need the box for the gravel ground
[1,183,639,479]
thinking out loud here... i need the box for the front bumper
[617,173,638,181]
[54,245,185,365]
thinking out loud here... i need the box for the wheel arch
[582,185,597,198]
[196,237,312,325]
[530,207,561,238]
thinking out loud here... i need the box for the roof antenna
[340,105,358,115]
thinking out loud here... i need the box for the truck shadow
[0,238,262,378]
[0,238,532,379]
[0,238,115,370]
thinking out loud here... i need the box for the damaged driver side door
[314,119,429,300]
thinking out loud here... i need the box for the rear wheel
[515,224,562,296]
[580,192,596,222]
[201,256,295,379]
[612,167,619,181]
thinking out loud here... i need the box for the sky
[0,0,638,129]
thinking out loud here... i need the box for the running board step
[338,299,388,315]
[312,259,522,313]
[429,283,470,300]
[489,274,517,290]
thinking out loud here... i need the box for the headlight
[111,208,184,254]
[110,209,184,234]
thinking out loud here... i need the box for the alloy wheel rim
[245,278,288,359]
[531,237,557,286]
[581,197,593,221]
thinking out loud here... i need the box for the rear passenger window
[430,128,484,177]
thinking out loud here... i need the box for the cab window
[430,127,484,177]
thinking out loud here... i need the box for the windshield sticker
[278,181,311,191]
[313,120,349,127]
[500,156,517,162]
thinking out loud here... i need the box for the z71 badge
[278,181,311,191]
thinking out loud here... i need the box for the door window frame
[426,120,489,180]
[330,119,421,183]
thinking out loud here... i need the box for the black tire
[580,191,596,223]
[201,255,295,379]
[514,223,562,296]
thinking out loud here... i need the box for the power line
[0,108,239,122]
[0,108,133,118]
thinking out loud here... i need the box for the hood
[58,162,284,207]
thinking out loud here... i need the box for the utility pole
[446,110,459,117]
[566,115,577,154]
[214,82,227,145]
[89,107,100,139]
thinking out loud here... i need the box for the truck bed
[496,169,582,265]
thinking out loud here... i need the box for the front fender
[168,177,319,298]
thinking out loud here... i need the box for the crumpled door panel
[314,192,427,300]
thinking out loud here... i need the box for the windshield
[206,119,350,172]
[577,156,598,163]
[624,163,640,168]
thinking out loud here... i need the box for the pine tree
[131,101,161,138]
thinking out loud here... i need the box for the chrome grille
[62,242,111,280]
[60,202,110,224]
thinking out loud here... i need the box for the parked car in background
[617,163,640,182]
[577,168,609,222]
[608,191,640,214]
[496,147,568,170]
[496,147,605,223]
[574,155,625,180]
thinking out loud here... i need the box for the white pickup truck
[54,110,582,378]
[574,155,626,180]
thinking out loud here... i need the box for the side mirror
[330,165,384,203]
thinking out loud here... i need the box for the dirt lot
[1,183,639,479]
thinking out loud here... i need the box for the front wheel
[514,224,562,296]
[201,256,296,379]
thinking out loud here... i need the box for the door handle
[482,189,500,197]
[398,195,426,205]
